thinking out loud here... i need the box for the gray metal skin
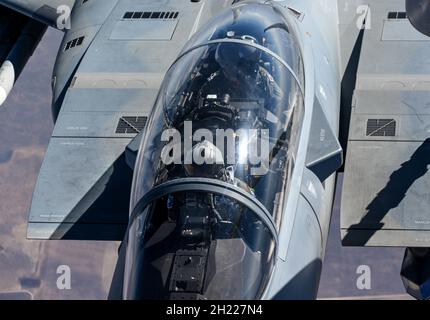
[338,0,430,300]
[0,0,75,27]
[253,0,364,300]
[341,0,430,247]
[1,0,365,299]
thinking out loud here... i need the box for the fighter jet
[1,0,430,300]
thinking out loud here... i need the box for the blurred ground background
[0,28,409,300]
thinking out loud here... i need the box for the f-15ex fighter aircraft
[1,0,430,300]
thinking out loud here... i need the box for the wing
[0,0,75,28]
[26,0,227,241]
[340,0,430,247]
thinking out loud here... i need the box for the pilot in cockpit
[183,140,254,195]
[189,44,280,107]
[158,33,288,196]
[213,38,283,104]
[168,31,286,131]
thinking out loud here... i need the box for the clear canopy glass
[127,0,304,300]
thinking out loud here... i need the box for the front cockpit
[126,188,276,299]
[125,1,304,300]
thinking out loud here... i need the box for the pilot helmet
[184,140,225,178]
[215,38,261,82]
